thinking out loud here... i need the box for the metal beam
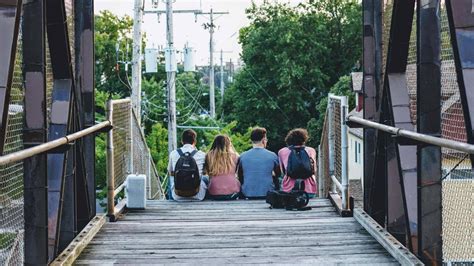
[46,0,76,259]
[0,0,22,154]
[21,0,48,263]
[362,0,385,225]
[417,0,442,263]
[384,0,417,251]
[74,0,95,228]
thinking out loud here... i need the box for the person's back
[239,127,280,198]
[168,129,208,201]
[278,128,317,197]
[206,135,241,200]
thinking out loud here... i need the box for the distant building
[348,72,364,183]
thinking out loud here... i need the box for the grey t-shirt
[239,147,279,197]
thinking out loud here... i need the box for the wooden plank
[77,253,397,264]
[74,200,398,264]
[354,208,423,265]
[50,215,106,266]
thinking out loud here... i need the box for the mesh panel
[317,112,331,198]
[442,179,473,263]
[0,30,24,265]
[382,0,394,75]
[45,40,53,125]
[385,2,474,262]
[111,100,131,189]
[331,97,343,184]
[65,0,75,74]
[131,111,162,199]
[109,101,162,198]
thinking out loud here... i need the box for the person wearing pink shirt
[278,128,317,197]
[205,135,241,200]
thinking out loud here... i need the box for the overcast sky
[94,0,303,66]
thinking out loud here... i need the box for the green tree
[306,75,355,148]
[95,10,138,96]
[224,1,361,151]
[146,122,169,177]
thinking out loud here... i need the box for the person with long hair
[205,135,241,200]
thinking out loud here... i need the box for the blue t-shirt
[239,147,279,197]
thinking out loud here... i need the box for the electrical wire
[241,67,290,122]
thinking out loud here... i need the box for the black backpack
[285,146,313,179]
[266,180,311,211]
[174,149,201,197]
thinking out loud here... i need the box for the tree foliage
[224,0,361,151]
[95,10,136,95]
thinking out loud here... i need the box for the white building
[348,109,363,181]
[348,72,364,184]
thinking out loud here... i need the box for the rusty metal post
[417,0,442,263]
[106,100,115,218]
[22,0,48,263]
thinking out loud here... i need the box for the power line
[241,67,290,122]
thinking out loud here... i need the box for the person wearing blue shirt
[238,127,281,199]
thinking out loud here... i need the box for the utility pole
[209,9,215,118]
[165,0,177,154]
[132,0,143,124]
[218,50,232,102]
[202,9,229,118]
[220,49,224,100]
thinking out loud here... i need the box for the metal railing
[0,120,111,264]
[347,115,474,263]
[318,94,350,212]
[106,99,164,220]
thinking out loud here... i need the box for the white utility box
[126,174,146,209]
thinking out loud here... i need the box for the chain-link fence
[131,111,162,199]
[110,99,132,191]
[0,28,24,266]
[107,99,163,210]
[317,94,349,211]
[380,2,473,262]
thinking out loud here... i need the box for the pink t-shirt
[278,146,317,194]
[208,154,241,196]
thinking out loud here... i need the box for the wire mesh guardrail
[392,2,474,262]
[131,111,163,199]
[106,99,163,219]
[0,29,24,266]
[318,94,349,211]
[110,99,132,191]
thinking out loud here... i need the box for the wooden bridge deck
[76,199,398,265]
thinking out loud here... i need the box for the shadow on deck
[75,199,398,265]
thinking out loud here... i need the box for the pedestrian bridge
[1,0,473,265]
[75,200,404,265]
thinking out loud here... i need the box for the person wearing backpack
[238,127,281,199]
[278,128,317,197]
[168,129,207,201]
[205,135,241,200]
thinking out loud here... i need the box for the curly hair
[285,128,309,146]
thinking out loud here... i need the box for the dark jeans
[206,193,240,201]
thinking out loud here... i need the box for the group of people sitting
[167,127,317,201]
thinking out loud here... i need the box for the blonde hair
[205,135,238,176]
